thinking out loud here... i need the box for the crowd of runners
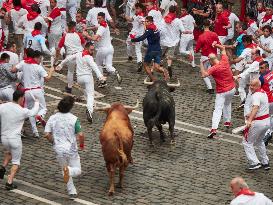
[0,0,273,203]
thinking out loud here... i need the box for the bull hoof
[170,140,176,145]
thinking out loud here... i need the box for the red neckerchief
[247,19,255,27]
[258,8,266,13]
[27,10,39,21]
[223,9,231,17]
[253,88,265,94]
[136,11,144,17]
[246,43,257,49]
[82,49,91,57]
[146,23,157,31]
[48,7,61,32]
[0,59,5,64]
[24,57,38,64]
[236,189,255,197]
[31,29,41,37]
[13,6,21,11]
[254,56,263,62]
[164,12,176,24]
[2,0,13,12]
[180,13,187,18]
[147,5,158,12]
[100,20,107,28]
[239,30,246,35]
[262,14,272,23]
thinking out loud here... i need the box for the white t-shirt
[35,0,50,17]
[161,18,185,47]
[58,32,84,55]
[15,61,48,88]
[0,102,39,139]
[251,91,269,117]
[148,9,163,30]
[180,14,195,39]
[86,7,112,27]
[96,25,112,49]
[160,0,177,17]
[23,33,52,56]
[227,12,239,40]
[247,22,258,36]
[239,59,261,80]
[45,112,79,156]
[259,35,273,60]
[1,51,19,66]
[130,14,145,36]
[257,12,266,24]
[18,14,48,36]
[60,52,103,78]
[10,8,28,35]
[230,192,273,205]
[239,48,253,64]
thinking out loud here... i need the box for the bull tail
[116,134,128,167]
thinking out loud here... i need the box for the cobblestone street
[0,34,273,205]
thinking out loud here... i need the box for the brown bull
[95,101,138,195]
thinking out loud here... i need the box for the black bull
[143,80,177,144]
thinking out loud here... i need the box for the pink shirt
[207,55,235,93]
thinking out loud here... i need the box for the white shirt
[259,16,273,28]
[230,192,273,205]
[35,0,50,17]
[239,59,261,80]
[239,48,253,64]
[130,14,144,36]
[60,52,103,78]
[10,8,28,35]
[15,61,48,88]
[257,11,266,24]
[227,12,239,40]
[0,102,39,139]
[1,51,19,66]
[96,24,112,49]
[180,14,195,39]
[57,0,67,8]
[160,0,177,17]
[18,14,48,36]
[148,9,163,30]
[259,35,273,60]
[48,7,63,35]
[45,112,79,156]
[251,91,269,117]
[247,21,258,36]
[58,32,84,55]
[86,7,112,27]
[23,32,52,55]
[160,18,185,47]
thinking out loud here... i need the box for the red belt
[24,87,42,92]
[60,8,66,11]
[254,114,270,121]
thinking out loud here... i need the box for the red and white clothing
[227,12,239,40]
[179,14,195,59]
[95,22,116,73]
[214,12,230,44]
[243,89,270,166]
[126,12,145,63]
[86,7,112,27]
[235,44,257,72]
[230,191,273,205]
[259,35,273,69]
[207,55,236,129]
[15,58,48,135]
[58,32,85,88]
[246,20,259,36]
[18,12,48,36]
[195,30,220,90]
[147,8,163,31]
[259,14,273,28]
[257,10,266,25]
[59,51,103,114]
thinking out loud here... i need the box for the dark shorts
[144,51,161,64]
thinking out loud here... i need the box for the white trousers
[179,34,194,56]
[200,56,212,89]
[56,154,81,195]
[48,33,62,50]
[212,88,236,129]
[243,118,270,165]
[64,55,77,88]
[60,11,67,32]
[0,85,14,102]
[77,75,94,113]
[25,89,47,134]
[244,91,252,117]
[238,74,249,102]
[269,103,273,132]
[126,38,142,63]
[67,0,77,22]
[1,137,22,165]
[95,46,116,74]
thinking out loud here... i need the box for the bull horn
[124,100,139,110]
[94,103,111,111]
[167,80,181,87]
[144,76,154,85]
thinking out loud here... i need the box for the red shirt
[207,55,235,93]
[195,30,220,57]
[214,12,229,36]
[262,71,273,103]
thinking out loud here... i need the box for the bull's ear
[125,108,133,114]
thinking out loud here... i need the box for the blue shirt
[235,33,245,56]
[259,70,271,86]
[131,28,161,53]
